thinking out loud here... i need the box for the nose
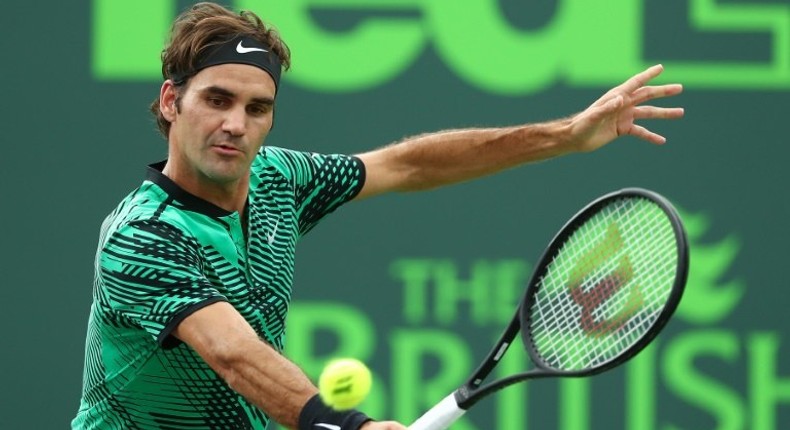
[222,106,247,136]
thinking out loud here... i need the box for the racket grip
[408,393,466,430]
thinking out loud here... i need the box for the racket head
[519,188,688,376]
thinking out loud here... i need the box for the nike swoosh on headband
[236,41,268,54]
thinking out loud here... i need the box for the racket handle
[408,393,466,430]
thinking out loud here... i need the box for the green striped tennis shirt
[73,146,365,429]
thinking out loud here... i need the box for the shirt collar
[146,161,236,218]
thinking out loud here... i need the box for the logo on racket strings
[567,223,644,337]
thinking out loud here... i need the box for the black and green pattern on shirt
[73,147,365,429]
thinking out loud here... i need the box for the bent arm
[174,302,407,429]
[174,301,316,429]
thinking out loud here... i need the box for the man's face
[163,63,276,187]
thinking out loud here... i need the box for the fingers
[633,105,685,120]
[618,65,683,107]
[629,103,684,144]
[631,84,684,105]
[629,124,666,145]
[619,64,665,93]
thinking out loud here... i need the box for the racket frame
[455,187,689,409]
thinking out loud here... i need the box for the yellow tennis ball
[318,358,372,410]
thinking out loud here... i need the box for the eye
[207,97,227,108]
[247,104,271,116]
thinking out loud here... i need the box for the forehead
[187,63,276,99]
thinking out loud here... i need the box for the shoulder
[100,183,196,247]
[254,146,317,177]
[254,146,363,179]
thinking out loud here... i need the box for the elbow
[202,337,240,374]
[197,332,257,382]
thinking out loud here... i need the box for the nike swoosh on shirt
[314,424,341,430]
[267,216,279,245]
[236,41,268,54]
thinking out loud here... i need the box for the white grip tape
[408,393,467,430]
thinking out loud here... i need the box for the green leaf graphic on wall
[675,208,745,324]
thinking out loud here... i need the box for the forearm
[357,118,573,196]
[174,302,318,429]
[410,120,575,181]
[214,335,316,429]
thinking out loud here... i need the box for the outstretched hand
[569,64,684,152]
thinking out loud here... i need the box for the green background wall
[2,0,788,428]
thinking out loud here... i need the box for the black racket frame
[454,188,689,409]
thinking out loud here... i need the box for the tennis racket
[408,187,689,430]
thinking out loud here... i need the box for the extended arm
[355,64,683,199]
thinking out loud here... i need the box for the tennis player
[72,2,683,429]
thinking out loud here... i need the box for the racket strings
[529,198,678,371]
[540,205,672,366]
[547,202,674,367]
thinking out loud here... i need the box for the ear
[160,80,179,122]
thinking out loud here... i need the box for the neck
[162,162,249,214]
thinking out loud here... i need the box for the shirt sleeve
[98,218,226,348]
[261,147,366,236]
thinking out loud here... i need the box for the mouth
[211,144,244,156]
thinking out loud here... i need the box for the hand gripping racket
[408,188,689,430]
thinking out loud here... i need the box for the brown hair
[149,2,291,138]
